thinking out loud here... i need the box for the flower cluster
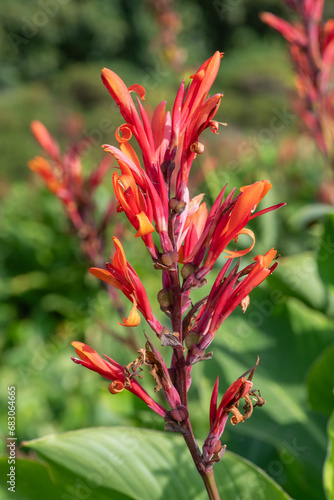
[68,53,284,474]
[261,0,334,167]
[29,121,115,264]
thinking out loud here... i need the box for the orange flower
[112,169,155,238]
[90,237,162,333]
[72,342,167,417]
[186,248,278,365]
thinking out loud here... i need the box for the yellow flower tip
[71,341,85,350]
[119,302,141,327]
[128,84,146,101]
[71,341,100,364]
[253,248,277,268]
[28,156,51,173]
[135,212,155,237]
[224,228,255,259]
[89,267,119,288]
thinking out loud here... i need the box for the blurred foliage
[1,1,334,499]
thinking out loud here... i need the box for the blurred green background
[1,1,334,499]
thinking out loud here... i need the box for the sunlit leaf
[23,427,291,500]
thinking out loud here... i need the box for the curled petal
[239,180,272,207]
[119,300,141,327]
[224,228,255,258]
[219,377,253,413]
[109,380,125,394]
[128,84,146,100]
[115,124,133,143]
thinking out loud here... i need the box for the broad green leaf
[307,343,334,417]
[0,457,65,500]
[23,427,291,500]
[317,215,334,288]
[268,251,327,311]
[324,411,334,500]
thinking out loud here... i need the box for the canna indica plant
[261,0,334,171]
[31,52,284,499]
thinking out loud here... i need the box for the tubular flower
[103,144,168,254]
[175,51,223,188]
[112,169,155,238]
[90,237,163,334]
[203,180,271,266]
[101,52,223,210]
[203,359,264,465]
[183,181,284,280]
[28,120,114,263]
[261,2,334,160]
[71,342,167,418]
[186,248,278,365]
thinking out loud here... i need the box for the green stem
[200,468,221,500]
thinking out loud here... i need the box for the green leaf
[268,252,327,312]
[288,204,334,230]
[0,457,65,500]
[23,427,291,500]
[317,215,334,288]
[324,411,334,500]
[307,343,334,418]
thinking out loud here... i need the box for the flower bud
[169,198,186,213]
[185,332,201,349]
[170,405,189,422]
[161,251,179,267]
[181,263,196,279]
[190,141,205,154]
[157,288,173,308]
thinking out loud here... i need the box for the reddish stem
[168,264,220,500]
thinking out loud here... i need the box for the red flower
[90,237,162,334]
[261,2,334,158]
[72,342,168,418]
[28,121,113,235]
[183,181,284,280]
[203,359,262,465]
[186,248,278,365]
[102,52,223,198]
